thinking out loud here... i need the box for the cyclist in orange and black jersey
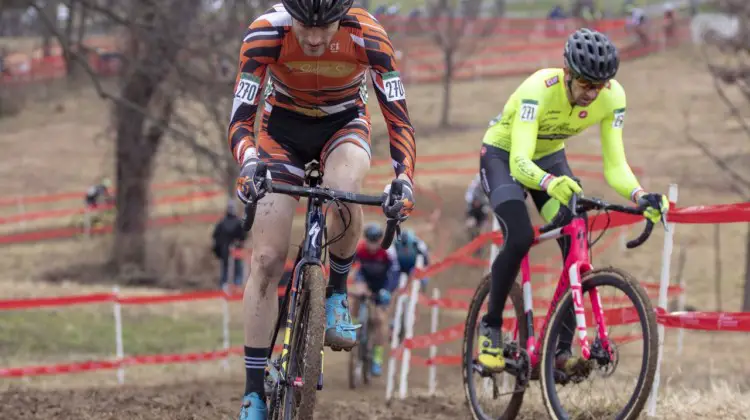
[230,1,416,419]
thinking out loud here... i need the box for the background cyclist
[350,222,400,377]
[393,228,431,291]
[465,173,491,246]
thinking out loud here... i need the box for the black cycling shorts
[479,144,574,211]
[256,104,372,186]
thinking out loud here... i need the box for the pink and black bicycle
[462,194,659,420]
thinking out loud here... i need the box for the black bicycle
[348,293,381,389]
[242,161,401,420]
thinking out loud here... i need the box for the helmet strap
[563,70,576,107]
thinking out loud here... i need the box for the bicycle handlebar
[242,181,398,250]
[538,195,655,249]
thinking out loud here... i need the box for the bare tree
[697,0,750,310]
[417,0,495,127]
[30,0,265,277]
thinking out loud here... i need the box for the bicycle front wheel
[282,265,325,420]
[349,300,370,389]
[539,267,658,420]
[462,274,528,420]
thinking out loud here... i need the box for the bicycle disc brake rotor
[591,336,619,378]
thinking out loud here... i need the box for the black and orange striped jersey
[228,4,416,181]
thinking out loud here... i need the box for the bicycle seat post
[305,160,323,188]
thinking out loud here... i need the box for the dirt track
[0,350,482,420]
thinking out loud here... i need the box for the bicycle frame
[269,169,327,387]
[517,216,611,367]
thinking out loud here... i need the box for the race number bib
[519,99,538,122]
[234,73,260,105]
[612,108,626,128]
[382,71,406,102]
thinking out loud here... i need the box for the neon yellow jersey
[482,68,642,202]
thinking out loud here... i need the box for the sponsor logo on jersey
[284,61,357,77]
[545,75,560,87]
[578,110,588,119]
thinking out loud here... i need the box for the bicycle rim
[281,265,325,420]
[539,268,658,420]
[462,274,527,420]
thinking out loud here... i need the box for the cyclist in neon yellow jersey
[477,28,669,375]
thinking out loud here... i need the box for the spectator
[373,5,387,17]
[663,3,677,43]
[547,4,566,19]
[212,202,248,292]
[546,4,568,37]
[625,5,649,47]
[85,176,114,210]
[386,4,401,15]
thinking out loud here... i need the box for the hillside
[1,47,750,418]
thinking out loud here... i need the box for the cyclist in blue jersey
[349,223,400,376]
[393,228,430,290]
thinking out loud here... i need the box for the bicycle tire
[539,267,658,420]
[462,274,528,420]
[349,300,370,389]
[281,265,326,420]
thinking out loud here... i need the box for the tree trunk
[40,1,59,57]
[111,0,201,271]
[743,226,750,311]
[75,4,88,53]
[63,0,77,79]
[493,0,506,17]
[440,47,453,128]
[112,79,160,269]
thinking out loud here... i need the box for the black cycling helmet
[364,223,383,243]
[282,0,354,27]
[563,28,619,83]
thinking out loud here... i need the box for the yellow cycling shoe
[477,321,505,373]
[555,350,594,379]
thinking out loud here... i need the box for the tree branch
[682,95,750,199]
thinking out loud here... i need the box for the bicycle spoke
[463,275,528,420]
[541,269,657,419]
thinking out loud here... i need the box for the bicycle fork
[569,263,614,361]
[568,262,592,360]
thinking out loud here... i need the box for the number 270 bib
[382,71,406,102]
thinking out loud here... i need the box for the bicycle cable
[320,195,353,255]
[588,209,611,257]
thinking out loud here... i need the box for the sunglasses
[573,77,608,91]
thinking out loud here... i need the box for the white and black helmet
[282,0,354,27]
[563,28,619,83]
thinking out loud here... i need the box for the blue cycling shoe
[324,292,360,351]
[238,392,267,420]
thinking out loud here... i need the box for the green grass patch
[0,305,247,365]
